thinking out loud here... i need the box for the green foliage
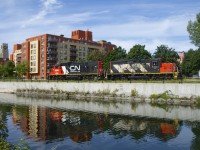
[15,62,29,78]
[195,97,200,104]
[149,91,172,101]
[181,49,200,76]
[187,12,200,47]
[0,138,11,150]
[15,139,30,150]
[4,61,15,77]
[111,88,119,97]
[131,89,138,97]
[0,64,5,78]
[87,50,103,61]
[102,46,127,71]
[127,44,151,60]
[153,45,179,64]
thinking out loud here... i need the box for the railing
[47,45,58,49]
[47,39,58,42]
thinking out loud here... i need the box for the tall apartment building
[10,30,116,79]
[0,43,9,59]
[0,43,9,64]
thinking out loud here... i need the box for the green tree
[15,62,29,78]
[111,46,127,60]
[181,49,200,76]
[127,44,151,60]
[87,50,103,61]
[0,64,5,78]
[153,45,179,64]
[187,12,200,47]
[4,61,15,77]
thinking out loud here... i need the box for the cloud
[110,38,196,54]
[21,0,62,28]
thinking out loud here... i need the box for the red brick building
[10,30,116,79]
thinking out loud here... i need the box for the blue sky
[0,0,200,54]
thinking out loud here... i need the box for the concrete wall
[0,82,200,97]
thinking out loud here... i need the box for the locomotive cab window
[152,61,158,66]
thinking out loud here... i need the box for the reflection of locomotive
[49,58,178,80]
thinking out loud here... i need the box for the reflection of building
[10,30,116,79]
[28,106,38,138]
[11,105,182,144]
[11,106,47,141]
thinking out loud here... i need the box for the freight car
[49,61,104,80]
[49,59,178,80]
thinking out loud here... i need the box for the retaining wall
[0,82,199,97]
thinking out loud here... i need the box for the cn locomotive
[49,58,178,80]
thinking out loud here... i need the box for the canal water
[0,93,200,150]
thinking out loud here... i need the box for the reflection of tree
[187,122,200,150]
[0,104,12,140]
[0,120,8,139]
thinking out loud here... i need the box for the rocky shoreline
[15,88,200,107]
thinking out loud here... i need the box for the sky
[0,0,200,54]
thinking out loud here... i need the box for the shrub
[131,89,138,97]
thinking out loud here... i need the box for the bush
[131,89,138,97]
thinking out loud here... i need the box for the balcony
[47,45,58,49]
[70,47,77,51]
[47,50,57,55]
[47,57,57,61]
[48,39,58,42]
[70,53,77,57]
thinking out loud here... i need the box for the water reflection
[0,94,200,149]
[10,105,184,143]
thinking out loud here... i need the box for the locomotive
[49,58,178,80]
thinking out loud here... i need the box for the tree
[15,62,29,78]
[127,44,151,60]
[0,64,5,78]
[102,46,127,71]
[111,46,127,60]
[181,49,200,76]
[4,61,15,77]
[87,50,103,61]
[153,45,179,64]
[187,12,200,47]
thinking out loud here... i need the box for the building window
[31,56,36,60]
[31,50,36,54]
[31,62,36,66]
[30,67,36,72]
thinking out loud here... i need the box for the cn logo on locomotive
[69,65,80,73]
